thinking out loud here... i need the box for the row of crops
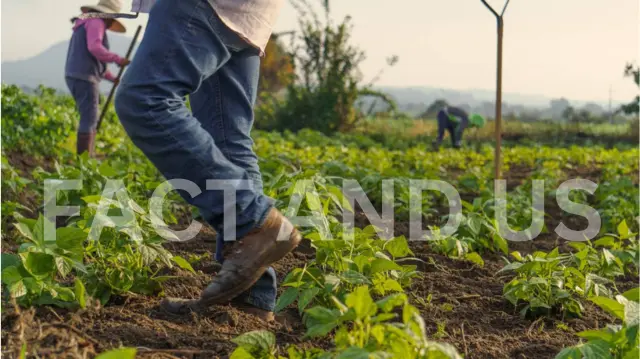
[1,85,639,358]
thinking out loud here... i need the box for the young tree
[619,63,639,116]
[259,37,294,95]
[260,0,397,133]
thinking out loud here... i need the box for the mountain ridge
[2,36,616,114]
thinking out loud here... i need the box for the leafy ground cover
[1,85,638,358]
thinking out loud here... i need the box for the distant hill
[376,86,612,113]
[2,34,136,93]
[2,35,614,116]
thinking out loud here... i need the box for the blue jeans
[66,77,100,133]
[114,0,277,311]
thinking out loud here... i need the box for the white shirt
[131,0,283,54]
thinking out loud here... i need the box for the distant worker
[432,105,484,150]
[64,0,130,156]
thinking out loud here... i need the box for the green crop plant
[1,215,87,307]
[590,220,639,274]
[555,287,639,359]
[1,195,195,307]
[276,227,418,314]
[500,248,612,318]
[231,287,462,359]
[1,154,34,228]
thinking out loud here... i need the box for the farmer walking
[65,0,130,156]
[112,0,300,321]
[432,105,484,150]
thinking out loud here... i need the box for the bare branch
[480,0,500,18]
[501,0,511,17]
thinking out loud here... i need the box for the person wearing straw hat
[64,0,130,156]
[432,105,485,150]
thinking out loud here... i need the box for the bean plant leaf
[617,220,630,239]
[341,270,371,285]
[127,199,146,215]
[298,287,321,314]
[2,266,23,285]
[622,287,640,302]
[10,281,27,298]
[510,251,524,261]
[75,278,87,309]
[56,227,86,252]
[305,306,341,323]
[305,322,338,338]
[22,252,55,279]
[468,216,482,235]
[172,256,195,274]
[95,348,137,359]
[492,233,508,255]
[275,287,299,313]
[623,299,639,326]
[370,258,402,274]
[577,329,613,342]
[54,226,83,247]
[622,348,639,359]
[229,347,255,359]
[231,330,275,353]
[593,236,615,248]
[554,347,582,359]
[498,262,522,273]
[530,297,551,309]
[305,191,322,212]
[601,249,616,266]
[154,227,180,241]
[105,267,134,292]
[138,244,158,266]
[55,287,75,301]
[328,186,353,212]
[33,216,46,243]
[579,340,612,359]
[376,293,407,312]
[384,236,412,258]
[590,296,624,320]
[346,286,377,319]
[14,222,34,242]
[81,195,103,204]
[97,162,118,177]
[19,342,27,359]
[1,253,20,271]
[336,347,370,359]
[381,279,403,292]
[353,255,370,272]
[55,257,72,278]
[464,252,484,267]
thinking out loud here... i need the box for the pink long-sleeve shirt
[73,18,125,81]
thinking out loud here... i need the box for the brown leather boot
[235,304,275,322]
[161,208,301,313]
[77,132,96,156]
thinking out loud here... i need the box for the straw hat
[81,0,126,33]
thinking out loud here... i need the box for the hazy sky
[2,0,638,103]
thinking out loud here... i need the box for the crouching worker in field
[112,0,301,321]
[64,0,130,156]
[432,106,484,150]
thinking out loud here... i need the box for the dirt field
[1,154,635,359]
